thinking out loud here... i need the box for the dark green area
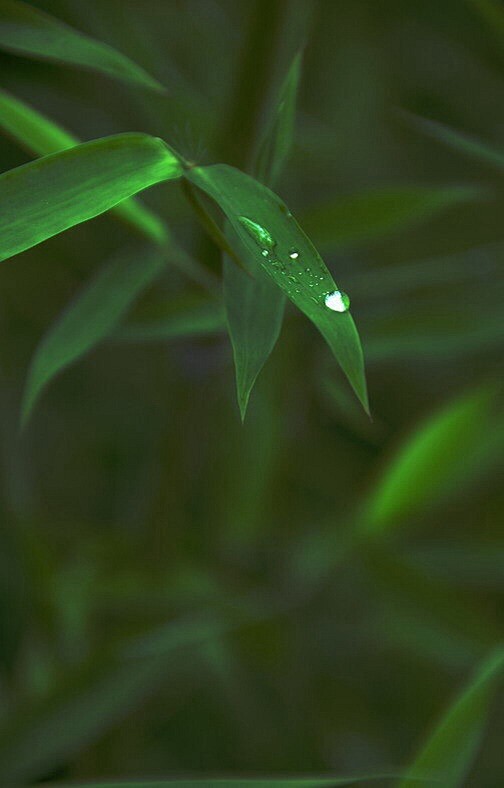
[0,1,502,786]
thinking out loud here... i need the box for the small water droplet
[238,216,276,251]
[261,249,269,257]
[289,248,300,260]
[324,290,350,313]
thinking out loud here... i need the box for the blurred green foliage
[0,1,502,786]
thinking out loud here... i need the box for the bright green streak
[238,216,277,250]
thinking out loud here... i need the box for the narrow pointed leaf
[223,51,302,418]
[0,133,182,264]
[360,386,498,535]
[21,245,166,425]
[402,111,504,173]
[255,49,302,186]
[302,185,485,249]
[398,647,504,788]
[0,0,165,92]
[186,164,368,411]
[0,88,168,244]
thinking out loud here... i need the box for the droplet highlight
[324,290,350,313]
[289,249,300,260]
[238,216,276,251]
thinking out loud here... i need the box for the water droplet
[324,290,350,313]
[238,216,276,251]
[261,249,269,257]
[289,248,300,260]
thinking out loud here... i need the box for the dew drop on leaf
[289,248,300,260]
[238,216,276,251]
[324,290,350,312]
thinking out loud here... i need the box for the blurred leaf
[467,0,504,44]
[255,49,302,186]
[0,133,181,264]
[0,617,228,786]
[52,776,415,788]
[21,245,166,425]
[401,112,504,173]
[224,51,302,417]
[302,186,485,249]
[0,88,168,243]
[186,164,368,412]
[397,647,504,788]
[360,385,500,535]
[111,294,225,342]
[0,0,165,92]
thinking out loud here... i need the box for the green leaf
[397,647,504,788]
[21,245,166,425]
[359,385,499,535]
[50,776,413,788]
[301,185,485,249]
[186,164,368,413]
[0,132,181,264]
[223,52,302,418]
[0,0,165,92]
[0,87,168,244]
[111,294,226,342]
[255,50,302,186]
[401,111,504,173]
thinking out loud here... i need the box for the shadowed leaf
[21,245,166,425]
[0,0,165,92]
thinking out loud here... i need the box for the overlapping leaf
[0,88,168,243]
[0,133,181,264]
[0,0,165,92]
[186,165,368,411]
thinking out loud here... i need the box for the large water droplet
[324,290,350,312]
[238,216,276,251]
[289,248,300,260]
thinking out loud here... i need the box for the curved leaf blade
[111,295,225,342]
[360,385,499,535]
[0,0,165,92]
[186,164,368,412]
[0,133,181,264]
[0,88,168,244]
[398,647,504,788]
[21,245,166,425]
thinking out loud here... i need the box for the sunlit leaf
[401,111,504,173]
[0,87,168,243]
[0,133,181,264]
[223,51,302,418]
[186,164,368,412]
[397,647,504,788]
[302,186,485,249]
[360,386,499,535]
[21,245,166,425]
[0,0,165,92]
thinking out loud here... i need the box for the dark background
[0,1,503,785]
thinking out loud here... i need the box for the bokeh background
[0,0,503,785]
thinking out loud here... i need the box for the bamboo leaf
[187,164,368,412]
[111,294,225,342]
[0,0,165,92]
[397,647,504,788]
[360,386,499,535]
[0,133,182,264]
[401,111,504,173]
[21,245,166,425]
[0,87,168,243]
[50,776,414,788]
[302,186,485,249]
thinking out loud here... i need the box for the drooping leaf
[21,245,166,425]
[0,87,168,243]
[223,52,302,417]
[111,294,225,342]
[359,385,499,535]
[186,164,368,412]
[397,647,504,788]
[0,0,165,92]
[0,133,182,264]
[401,111,504,173]
[301,185,485,249]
